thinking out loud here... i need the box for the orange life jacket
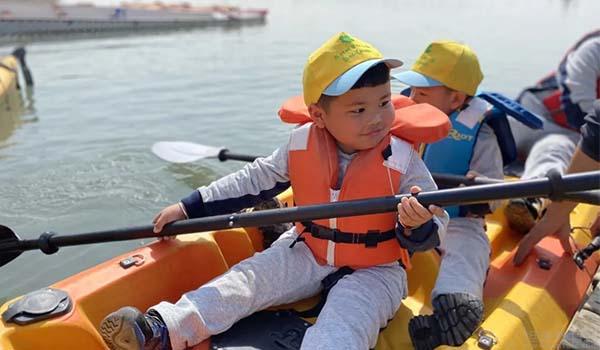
[542,78,600,130]
[278,95,450,269]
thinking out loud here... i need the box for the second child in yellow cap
[397,40,483,96]
[393,40,483,114]
[393,41,504,350]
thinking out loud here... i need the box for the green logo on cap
[334,33,376,62]
[339,33,354,43]
[417,44,435,66]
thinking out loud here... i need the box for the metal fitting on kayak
[573,236,600,270]
[477,329,498,349]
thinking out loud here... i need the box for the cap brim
[391,70,443,88]
[323,58,403,97]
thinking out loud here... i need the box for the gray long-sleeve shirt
[557,35,600,128]
[469,123,505,211]
[560,36,600,114]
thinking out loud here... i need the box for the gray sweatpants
[431,218,490,301]
[510,91,581,180]
[152,229,408,350]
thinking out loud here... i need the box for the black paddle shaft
[218,149,258,163]
[1,171,598,259]
[214,150,496,187]
[433,173,599,204]
[213,151,600,204]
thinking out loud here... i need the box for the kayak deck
[0,193,598,349]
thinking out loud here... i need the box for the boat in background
[0,48,31,143]
[0,0,268,38]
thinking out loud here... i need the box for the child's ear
[308,104,327,128]
[449,91,467,110]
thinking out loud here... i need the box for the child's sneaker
[504,197,545,234]
[99,307,171,350]
[409,293,484,350]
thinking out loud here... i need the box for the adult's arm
[513,102,600,265]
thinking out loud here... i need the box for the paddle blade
[151,142,224,163]
[0,225,23,267]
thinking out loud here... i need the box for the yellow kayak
[0,188,598,350]
[0,52,23,143]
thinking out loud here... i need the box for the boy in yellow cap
[99,32,449,350]
[393,41,504,349]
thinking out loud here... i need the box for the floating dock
[0,0,267,37]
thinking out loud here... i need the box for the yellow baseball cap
[392,41,483,96]
[302,32,403,106]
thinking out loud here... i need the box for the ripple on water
[1,150,180,221]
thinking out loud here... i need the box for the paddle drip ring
[38,232,59,255]
[546,169,566,201]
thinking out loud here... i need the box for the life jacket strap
[295,266,355,318]
[301,221,396,248]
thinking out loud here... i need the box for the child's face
[310,82,394,154]
[409,86,465,115]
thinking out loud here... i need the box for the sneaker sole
[505,202,536,235]
[100,312,144,350]
[409,315,441,350]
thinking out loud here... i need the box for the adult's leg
[510,91,553,158]
[506,126,580,233]
[521,133,580,180]
[509,118,579,165]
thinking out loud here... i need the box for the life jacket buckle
[330,228,340,242]
[311,224,337,242]
[364,230,380,248]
